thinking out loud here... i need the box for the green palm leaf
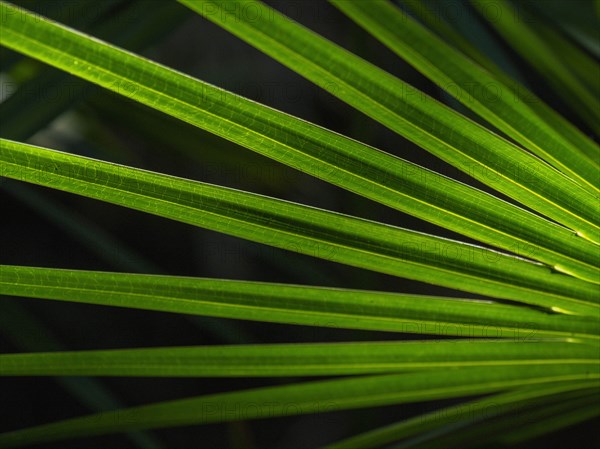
[2,140,598,314]
[0,0,598,446]
[0,340,597,377]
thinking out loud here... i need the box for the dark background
[1,1,598,448]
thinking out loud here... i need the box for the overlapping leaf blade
[399,0,520,79]
[471,0,600,135]
[523,7,600,99]
[0,0,187,141]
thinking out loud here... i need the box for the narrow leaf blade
[1,340,597,377]
[2,265,599,339]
